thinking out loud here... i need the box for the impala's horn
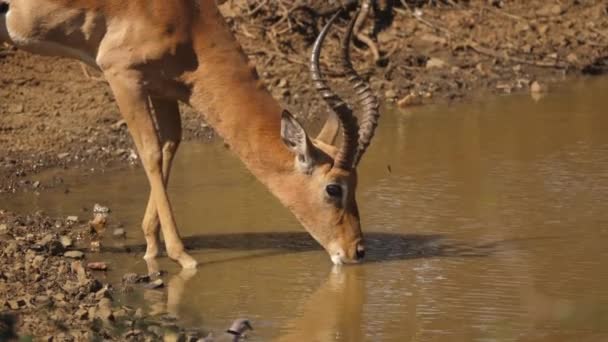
[310,9,359,170]
[342,9,380,166]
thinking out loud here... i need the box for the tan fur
[1,0,366,267]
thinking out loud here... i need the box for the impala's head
[279,8,380,265]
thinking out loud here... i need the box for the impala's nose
[355,243,366,260]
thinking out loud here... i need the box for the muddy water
[6,77,608,341]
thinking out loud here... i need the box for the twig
[465,40,570,69]
[481,5,526,22]
[246,0,268,17]
[399,0,452,38]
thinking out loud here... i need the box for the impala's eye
[326,184,343,198]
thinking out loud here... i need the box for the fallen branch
[465,40,570,69]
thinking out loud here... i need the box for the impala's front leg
[141,98,182,260]
[103,69,196,269]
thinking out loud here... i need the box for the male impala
[0,0,380,268]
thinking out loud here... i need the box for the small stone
[64,251,85,259]
[57,153,70,160]
[122,273,149,284]
[59,236,73,248]
[7,103,24,113]
[112,228,126,238]
[32,181,41,188]
[530,81,547,93]
[75,308,89,320]
[66,215,79,222]
[0,224,7,234]
[38,234,54,246]
[93,204,110,214]
[111,119,127,131]
[566,53,579,64]
[384,89,397,99]
[144,279,164,289]
[96,298,114,322]
[48,240,65,256]
[90,240,101,252]
[87,262,108,271]
[397,93,422,108]
[276,78,288,88]
[426,57,447,69]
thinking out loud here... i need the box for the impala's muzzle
[330,240,366,265]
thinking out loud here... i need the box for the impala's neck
[187,3,297,194]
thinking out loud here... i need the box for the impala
[0,0,380,268]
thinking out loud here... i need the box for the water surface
[5,77,608,341]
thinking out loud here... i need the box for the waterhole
[6,77,608,341]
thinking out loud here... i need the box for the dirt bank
[0,210,214,341]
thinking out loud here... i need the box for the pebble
[57,152,70,160]
[122,273,150,284]
[112,228,126,238]
[48,240,65,256]
[7,103,24,113]
[426,57,447,69]
[143,279,164,289]
[59,236,73,248]
[66,215,79,222]
[63,251,85,259]
[397,93,422,108]
[0,224,7,234]
[87,261,108,271]
[384,89,397,99]
[530,81,547,93]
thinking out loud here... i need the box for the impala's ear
[280,110,316,173]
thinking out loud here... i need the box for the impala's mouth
[330,251,362,265]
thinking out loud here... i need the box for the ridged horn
[310,9,359,170]
[342,6,381,167]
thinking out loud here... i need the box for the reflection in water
[5,77,608,340]
[276,266,365,342]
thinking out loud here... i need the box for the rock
[96,298,114,323]
[123,329,142,339]
[122,273,149,284]
[276,78,288,88]
[32,181,41,188]
[112,228,126,238]
[384,89,397,99]
[87,262,108,271]
[7,103,24,113]
[530,81,547,93]
[426,57,447,69]
[0,224,7,234]
[59,236,73,248]
[57,153,70,160]
[94,287,112,300]
[397,93,422,108]
[66,215,79,222]
[111,119,127,131]
[38,234,54,246]
[93,204,110,214]
[90,240,101,252]
[143,279,164,289]
[89,215,106,234]
[64,251,85,259]
[75,307,89,320]
[88,279,103,293]
[566,53,579,64]
[48,240,65,256]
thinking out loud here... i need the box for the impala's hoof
[177,253,198,269]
